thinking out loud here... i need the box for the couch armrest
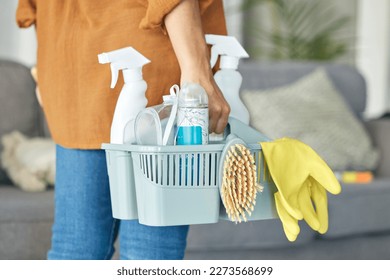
[366,118,390,177]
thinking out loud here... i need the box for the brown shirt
[16,0,227,149]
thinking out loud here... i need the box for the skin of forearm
[164,0,212,84]
[164,0,230,133]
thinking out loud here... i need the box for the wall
[0,0,37,66]
[355,0,390,118]
[241,0,357,65]
[223,0,244,43]
[332,0,358,65]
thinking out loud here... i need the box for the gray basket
[102,118,278,226]
[104,148,138,220]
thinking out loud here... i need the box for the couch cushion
[366,118,390,177]
[323,179,390,238]
[0,185,54,223]
[185,233,390,259]
[241,68,378,171]
[239,61,366,117]
[0,60,42,183]
[187,218,315,251]
[0,185,54,259]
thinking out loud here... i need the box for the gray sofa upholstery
[1,59,390,260]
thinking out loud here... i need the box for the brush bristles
[221,144,263,223]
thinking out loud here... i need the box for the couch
[1,59,390,260]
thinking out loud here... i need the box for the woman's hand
[181,65,230,134]
[31,67,43,107]
[164,0,230,134]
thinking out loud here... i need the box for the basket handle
[227,117,271,143]
[162,85,179,145]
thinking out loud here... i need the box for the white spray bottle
[98,47,150,144]
[206,35,250,141]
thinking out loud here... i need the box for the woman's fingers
[208,89,230,133]
[181,72,230,134]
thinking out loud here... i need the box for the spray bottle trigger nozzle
[110,63,120,89]
[98,53,110,64]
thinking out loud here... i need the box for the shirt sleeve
[138,0,215,33]
[16,0,36,28]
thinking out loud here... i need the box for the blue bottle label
[176,126,202,145]
[176,107,208,185]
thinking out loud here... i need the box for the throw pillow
[241,68,379,171]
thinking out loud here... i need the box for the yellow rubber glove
[260,138,341,241]
[300,177,329,234]
[275,178,329,241]
[274,191,300,241]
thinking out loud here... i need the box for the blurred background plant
[238,0,351,61]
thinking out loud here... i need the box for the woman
[16,0,229,260]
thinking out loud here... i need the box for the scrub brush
[220,134,263,223]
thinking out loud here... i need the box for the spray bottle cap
[98,46,150,88]
[205,34,249,70]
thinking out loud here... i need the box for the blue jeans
[47,145,189,260]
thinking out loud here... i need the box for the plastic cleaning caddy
[102,117,278,226]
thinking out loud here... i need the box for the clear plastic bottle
[175,83,208,186]
[176,83,209,145]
